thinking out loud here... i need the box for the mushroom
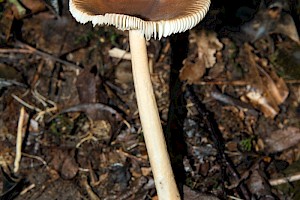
[69,1,210,199]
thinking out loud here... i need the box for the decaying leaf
[50,148,79,180]
[264,127,300,153]
[0,6,14,40]
[179,30,223,84]
[183,185,220,200]
[241,0,299,42]
[90,120,112,142]
[246,164,274,198]
[273,39,300,79]
[196,30,223,68]
[8,0,26,19]
[240,43,288,118]
[115,61,133,84]
[21,0,46,14]
[179,58,206,84]
[76,67,98,104]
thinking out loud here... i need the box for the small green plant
[49,115,74,137]
[239,137,253,152]
[75,31,93,44]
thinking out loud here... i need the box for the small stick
[22,152,48,167]
[12,94,42,112]
[269,172,300,186]
[81,175,100,200]
[20,184,36,195]
[0,41,81,71]
[14,107,25,173]
[16,41,81,71]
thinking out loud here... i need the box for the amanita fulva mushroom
[69,1,210,199]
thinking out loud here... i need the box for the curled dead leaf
[240,43,289,118]
[179,58,206,84]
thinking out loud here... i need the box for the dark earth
[0,0,300,199]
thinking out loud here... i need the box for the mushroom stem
[129,30,180,200]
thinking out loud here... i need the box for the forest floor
[0,0,300,199]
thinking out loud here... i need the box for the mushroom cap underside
[69,0,211,40]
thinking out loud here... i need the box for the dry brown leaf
[179,30,223,84]
[183,185,220,200]
[264,127,300,153]
[61,156,79,179]
[245,91,279,118]
[241,1,299,42]
[115,61,133,84]
[90,120,112,142]
[257,64,289,105]
[21,0,46,14]
[246,165,273,198]
[0,8,14,40]
[196,30,223,68]
[179,58,206,84]
[240,43,288,118]
[76,68,98,104]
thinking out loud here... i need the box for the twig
[0,78,27,88]
[76,133,98,148]
[20,184,35,195]
[0,48,32,54]
[31,87,58,121]
[32,85,56,107]
[81,174,100,200]
[195,80,248,86]
[50,103,124,122]
[14,107,25,173]
[285,79,300,84]
[12,94,42,112]
[116,149,147,162]
[16,41,82,71]
[227,195,244,200]
[0,40,81,71]
[35,107,57,122]
[12,93,57,122]
[269,172,300,186]
[211,87,258,116]
[22,152,48,167]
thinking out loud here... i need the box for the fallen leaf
[0,7,14,40]
[21,0,46,14]
[9,0,26,19]
[90,120,112,142]
[240,43,288,118]
[115,61,133,84]
[183,185,220,200]
[241,1,299,42]
[61,156,79,180]
[196,30,223,68]
[246,164,273,198]
[49,148,79,179]
[76,67,98,104]
[179,58,206,84]
[264,127,300,153]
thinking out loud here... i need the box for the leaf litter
[0,0,300,199]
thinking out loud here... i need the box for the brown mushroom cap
[69,0,210,40]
